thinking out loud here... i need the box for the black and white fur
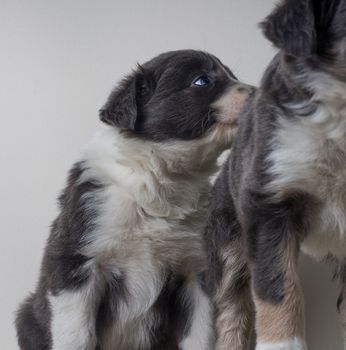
[16,50,253,350]
[206,1,346,349]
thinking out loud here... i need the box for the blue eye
[193,76,211,87]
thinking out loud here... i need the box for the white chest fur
[79,127,213,266]
[75,127,215,348]
[268,99,346,258]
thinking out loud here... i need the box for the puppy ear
[260,0,317,57]
[99,67,154,130]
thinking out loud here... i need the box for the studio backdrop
[0,1,342,349]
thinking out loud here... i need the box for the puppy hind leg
[180,278,214,350]
[16,294,51,350]
[214,240,254,350]
[204,192,254,350]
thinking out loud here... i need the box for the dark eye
[192,75,211,87]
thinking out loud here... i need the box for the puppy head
[261,0,346,60]
[261,0,346,102]
[100,50,253,152]
[261,0,317,58]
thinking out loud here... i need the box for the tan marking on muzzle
[213,85,253,126]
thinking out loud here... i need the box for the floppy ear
[99,68,154,130]
[260,0,317,57]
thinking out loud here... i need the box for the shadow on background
[300,254,342,349]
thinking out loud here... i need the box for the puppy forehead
[143,50,225,79]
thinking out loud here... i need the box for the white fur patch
[49,284,101,350]
[256,337,307,350]
[268,76,346,258]
[180,280,214,350]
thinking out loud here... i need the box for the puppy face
[261,0,346,82]
[100,50,253,142]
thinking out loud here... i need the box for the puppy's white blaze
[256,338,307,350]
[49,287,100,350]
[180,282,214,350]
[267,82,346,258]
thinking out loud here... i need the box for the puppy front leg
[49,277,103,350]
[180,278,214,350]
[249,224,306,350]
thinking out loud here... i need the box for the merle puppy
[206,1,346,349]
[16,50,253,350]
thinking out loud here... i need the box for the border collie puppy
[205,1,346,349]
[16,50,253,350]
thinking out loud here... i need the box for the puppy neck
[92,125,220,176]
[80,125,216,219]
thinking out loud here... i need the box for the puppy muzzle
[213,84,255,126]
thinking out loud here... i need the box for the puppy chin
[210,105,245,147]
[208,121,237,150]
[215,112,239,128]
[212,83,254,137]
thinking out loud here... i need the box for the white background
[0,0,342,348]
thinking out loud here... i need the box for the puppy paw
[256,337,307,350]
